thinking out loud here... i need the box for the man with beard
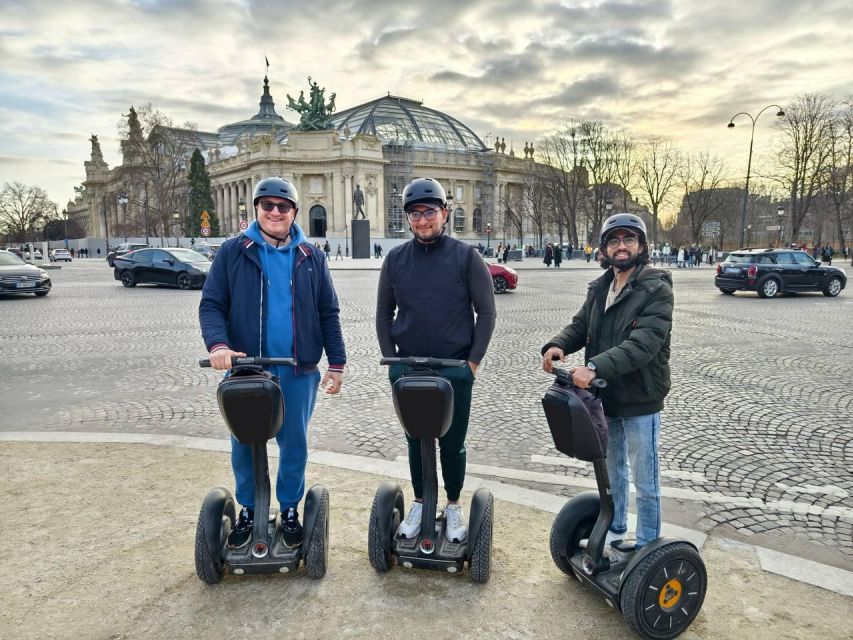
[376,177,496,544]
[541,213,673,553]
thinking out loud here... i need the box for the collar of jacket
[412,231,448,253]
[239,234,313,267]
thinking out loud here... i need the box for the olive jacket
[542,264,674,417]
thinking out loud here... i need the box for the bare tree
[0,182,58,244]
[636,137,682,246]
[612,131,638,211]
[579,121,618,241]
[498,183,525,247]
[521,163,552,248]
[677,152,728,244]
[773,93,835,244]
[538,123,588,246]
[825,97,853,254]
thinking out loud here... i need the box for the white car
[26,248,43,261]
[50,249,72,262]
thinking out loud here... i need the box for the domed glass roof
[330,95,485,151]
[217,76,294,145]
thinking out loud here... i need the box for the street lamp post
[173,211,180,247]
[727,104,785,248]
[446,194,454,236]
[117,193,129,241]
[777,206,785,246]
[746,224,752,247]
[486,222,492,255]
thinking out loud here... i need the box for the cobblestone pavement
[1,259,851,568]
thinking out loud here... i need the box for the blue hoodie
[245,220,298,357]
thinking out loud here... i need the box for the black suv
[715,248,846,298]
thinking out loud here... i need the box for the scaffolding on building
[383,141,414,237]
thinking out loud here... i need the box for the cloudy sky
[2,0,851,208]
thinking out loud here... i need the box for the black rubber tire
[367,486,403,572]
[304,487,330,579]
[493,275,508,294]
[177,272,193,290]
[718,288,735,295]
[823,276,843,297]
[549,493,600,577]
[757,276,780,298]
[120,271,136,288]
[468,491,494,584]
[34,291,49,297]
[194,492,236,584]
[620,542,707,640]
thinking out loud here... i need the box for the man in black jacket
[542,213,673,550]
[376,177,496,544]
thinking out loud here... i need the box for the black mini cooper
[715,248,846,298]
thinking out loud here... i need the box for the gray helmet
[253,177,298,207]
[600,213,647,247]
[402,177,446,211]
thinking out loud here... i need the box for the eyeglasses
[606,235,639,248]
[406,207,442,221]
[259,200,295,214]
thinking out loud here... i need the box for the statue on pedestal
[352,183,366,219]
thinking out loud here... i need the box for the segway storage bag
[392,375,454,439]
[216,365,284,445]
[542,382,608,461]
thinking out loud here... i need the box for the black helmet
[599,213,647,247]
[402,178,446,211]
[253,177,298,207]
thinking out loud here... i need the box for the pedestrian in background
[553,243,563,268]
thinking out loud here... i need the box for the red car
[488,262,518,294]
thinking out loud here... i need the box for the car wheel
[120,271,136,288]
[177,272,193,290]
[823,276,843,297]
[757,277,780,298]
[719,288,735,295]
[493,275,508,294]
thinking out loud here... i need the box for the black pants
[389,364,474,502]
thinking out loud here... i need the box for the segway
[193,356,329,584]
[368,357,494,583]
[543,367,707,639]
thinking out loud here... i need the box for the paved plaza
[1,257,851,572]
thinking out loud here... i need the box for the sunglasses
[406,207,442,221]
[606,235,639,248]
[259,200,295,214]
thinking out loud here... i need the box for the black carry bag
[542,380,608,461]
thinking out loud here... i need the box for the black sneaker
[227,507,254,549]
[279,508,303,548]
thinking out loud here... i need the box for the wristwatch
[586,362,597,372]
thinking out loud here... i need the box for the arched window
[473,207,483,233]
[454,207,465,233]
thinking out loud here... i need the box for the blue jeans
[605,412,661,547]
[230,366,321,512]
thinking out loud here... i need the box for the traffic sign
[200,227,211,237]
[766,225,781,231]
[239,220,248,230]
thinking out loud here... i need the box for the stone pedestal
[351,219,371,259]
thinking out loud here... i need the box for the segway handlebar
[199,356,296,368]
[551,365,607,389]
[380,356,467,368]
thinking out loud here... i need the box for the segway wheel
[468,489,494,584]
[549,492,600,577]
[368,481,404,572]
[194,488,236,584]
[304,487,330,579]
[620,542,707,640]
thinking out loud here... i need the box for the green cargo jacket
[542,264,674,417]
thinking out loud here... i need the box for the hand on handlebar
[209,348,246,370]
[570,366,597,389]
[542,346,565,373]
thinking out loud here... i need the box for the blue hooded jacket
[199,221,346,375]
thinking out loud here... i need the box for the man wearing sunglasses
[541,213,673,553]
[376,177,496,543]
[200,176,346,551]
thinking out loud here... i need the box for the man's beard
[610,251,641,271]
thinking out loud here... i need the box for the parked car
[488,261,518,294]
[0,250,52,297]
[714,248,846,298]
[113,247,212,290]
[107,242,150,267]
[190,243,220,261]
[0,247,23,258]
[25,248,43,261]
[49,248,72,262]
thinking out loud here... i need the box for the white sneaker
[444,503,468,542]
[397,501,422,538]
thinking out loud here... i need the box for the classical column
[230,182,239,232]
